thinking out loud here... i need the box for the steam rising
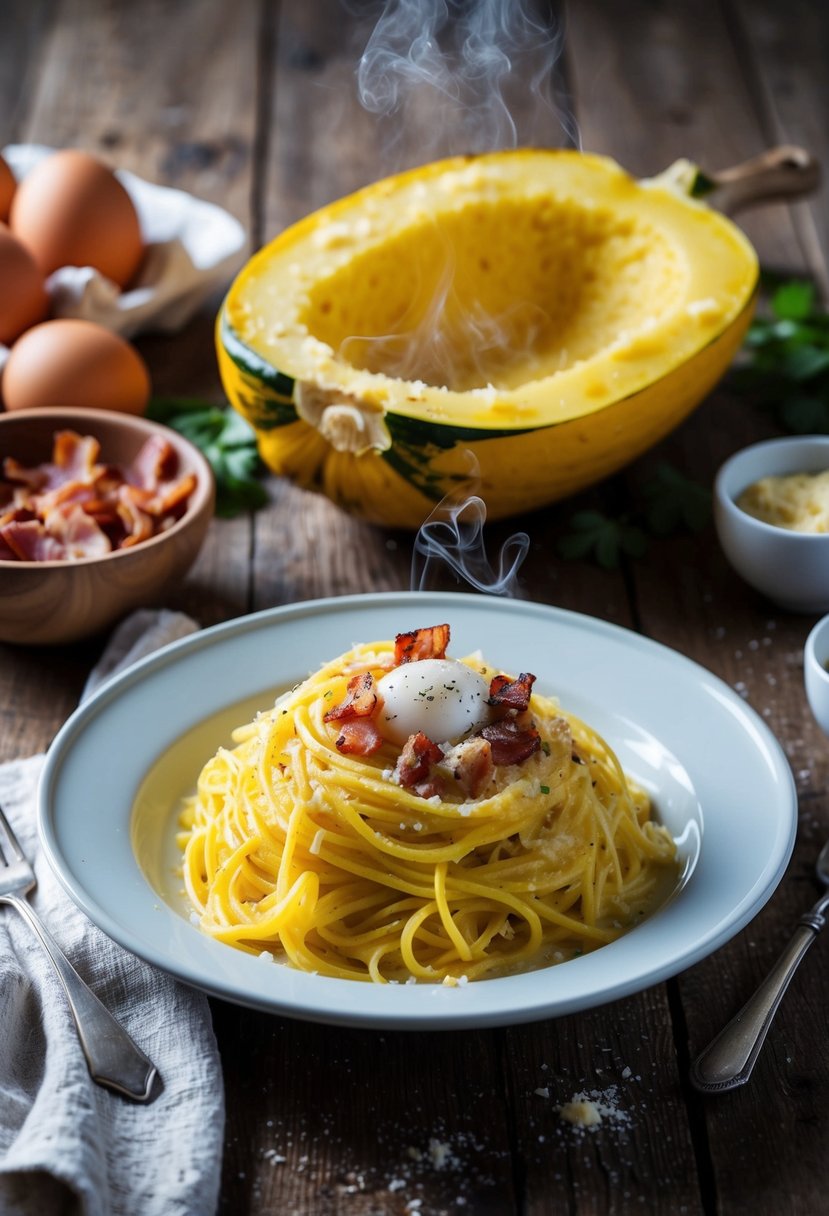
[352,1,557,596]
[412,489,529,596]
[357,0,575,158]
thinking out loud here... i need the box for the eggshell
[2,319,151,414]
[9,149,144,287]
[0,223,48,345]
[0,154,15,223]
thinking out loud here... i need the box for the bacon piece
[394,731,444,788]
[0,505,35,529]
[413,777,446,800]
[479,719,540,766]
[442,735,494,799]
[394,624,450,665]
[3,459,49,491]
[334,717,384,756]
[130,435,178,491]
[4,431,101,496]
[148,472,197,517]
[53,431,100,481]
[324,672,379,722]
[488,672,536,712]
[1,520,67,562]
[0,430,197,563]
[116,487,154,547]
[45,505,112,559]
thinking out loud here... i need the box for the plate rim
[38,591,798,1028]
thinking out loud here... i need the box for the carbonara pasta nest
[179,626,677,983]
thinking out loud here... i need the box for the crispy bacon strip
[334,717,384,756]
[394,624,450,665]
[394,731,445,788]
[324,672,379,723]
[488,672,536,712]
[442,735,494,799]
[479,719,540,767]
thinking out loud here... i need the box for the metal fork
[0,803,159,1102]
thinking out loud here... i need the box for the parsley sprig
[557,463,711,570]
[730,274,829,432]
[147,397,268,518]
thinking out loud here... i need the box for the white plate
[39,592,797,1029]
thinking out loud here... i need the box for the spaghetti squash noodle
[179,625,677,983]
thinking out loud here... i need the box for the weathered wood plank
[504,987,704,1215]
[4,3,826,1214]
[214,1008,520,1216]
[728,0,829,293]
[565,2,829,1214]
[0,0,261,764]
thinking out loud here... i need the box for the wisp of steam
[412,489,530,596]
[352,1,564,595]
[357,0,578,158]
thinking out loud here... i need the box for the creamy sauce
[737,470,829,533]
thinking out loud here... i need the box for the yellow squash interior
[227,150,758,429]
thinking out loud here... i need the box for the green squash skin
[219,312,542,502]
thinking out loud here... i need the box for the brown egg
[2,319,151,415]
[0,223,49,345]
[0,154,15,223]
[9,149,144,288]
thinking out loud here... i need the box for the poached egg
[376,658,491,746]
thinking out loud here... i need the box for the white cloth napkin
[0,610,225,1216]
[0,143,247,370]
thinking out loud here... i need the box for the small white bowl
[714,435,829,612]
[805,614,829,735]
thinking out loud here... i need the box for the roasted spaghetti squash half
[218,149,758,527]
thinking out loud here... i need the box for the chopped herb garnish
[540,784,550,795]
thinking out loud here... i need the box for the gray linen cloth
[0,610,225,1216]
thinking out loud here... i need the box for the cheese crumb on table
[559,1098,602,1128]
[557,1085,632,1132]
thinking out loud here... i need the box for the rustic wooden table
[2,1,828,1213]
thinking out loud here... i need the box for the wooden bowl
[0,408,215,645]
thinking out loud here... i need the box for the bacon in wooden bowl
[0,407,214,645]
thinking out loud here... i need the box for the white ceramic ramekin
[714,435,829,612]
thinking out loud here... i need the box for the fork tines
[0,803,26,866]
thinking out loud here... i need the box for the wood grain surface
[0,2,827,1213]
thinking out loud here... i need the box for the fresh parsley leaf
[641,463,712,535]
[771,279,816,321]
[557,511,647,570]
[733,274,829,435]
[779,393,829,434]
[147,397,268,518]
